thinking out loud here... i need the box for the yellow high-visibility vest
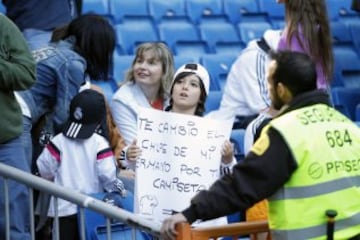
[266,104,360,240]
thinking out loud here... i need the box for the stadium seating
[109,0,150,24]
[112,54,134,85]
[257,0,285,29]
[331,87,360,121]
[0,2,5,14]
[158,20,209,57]
[115,21,158,55]
[201,54,238,91]
[82,0,109,16]
[199,22,243,54]
[148,0,187,23]
[185,0,226,24]
[237,21,272,45]
[330,20,353,46]
[205,90,223,113]
[223,0,261,24]
[79,0,360,129]
[350,21,360,54]
[174,55,199,70]
[332,46,360,88]
[326,0,359,20]
[230,129,246,162]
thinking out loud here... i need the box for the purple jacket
[278,27,328,90]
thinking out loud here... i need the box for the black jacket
[182,90,331,223]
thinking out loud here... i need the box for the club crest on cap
[73,107,83,121]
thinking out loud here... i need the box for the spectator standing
[160,51,360,240]
[15,13,116,170]
[277,0,333,90]
[2,0,79,50]
[36,89,126,240]
[0,14,36,240]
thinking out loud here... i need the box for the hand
[118,169,135,180]
[221,140,234,164]
[160,213,187,240]
[126,139,142,162]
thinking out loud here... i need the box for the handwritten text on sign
[135,108,232,222]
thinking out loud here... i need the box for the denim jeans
[20,116,33,170]
[0,136,31,240]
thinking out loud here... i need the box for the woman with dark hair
[277,0,334,90]
[15,13,116,169]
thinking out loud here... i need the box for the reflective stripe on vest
[269,175,360,200]
[267,104,360,239]
[272,211,360,240]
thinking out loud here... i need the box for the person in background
[207,29,281,129]
[160,51,360,240]
[111,42,175,181]
[277,0,333,90]
[3,0,80,50]
[0,14,36,240]
[15,13,116,171]
[36,89,126,240]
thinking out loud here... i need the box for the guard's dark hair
[51,14,116,80]
[270,51,317,96]
[166,72,207,116]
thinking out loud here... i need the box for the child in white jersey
[36,89,125,240]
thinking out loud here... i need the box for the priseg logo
[308,162,324,179]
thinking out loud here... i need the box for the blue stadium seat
[174,55,199,70]
[237,21,272,45]
[115,21,158,55]
[349,21,360,54]
[148,0,188,23]
[332,46,360,88]
[205,90,223,113]
[330,20,353,45]
[112,54,134,85]
[82,0,109,16]
[109,0,150,24]
[199,22,243,54]
[257,0,285,29]
[230,129,246,162]
[331,87,360,121]
[0,2,5,14]
[91,80,116,102]
[185,0,226,24]
[326,0,359,20]
[201,54,237,91]
[158,21,209,57]
[223,0,261,24]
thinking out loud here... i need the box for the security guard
[160,51,360,240]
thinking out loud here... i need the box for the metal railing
[0,162,161,240]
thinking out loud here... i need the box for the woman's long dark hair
[166,72,207,117]
[51,14,116,80]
